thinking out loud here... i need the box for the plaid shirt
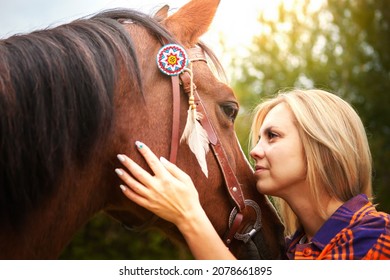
[286,194,390,259]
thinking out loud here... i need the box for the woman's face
[249,103,307,198]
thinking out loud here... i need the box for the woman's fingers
[115,141,202,225]
[134,141,170,178]
[116,141,194,191]
[117,151,161,189]
[159,156,192,183]
[119,183,150,209]
[115,166,150,198]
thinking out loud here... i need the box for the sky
[0,0,268,67]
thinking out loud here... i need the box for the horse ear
[163,0,220,47]
[153,5,170,22]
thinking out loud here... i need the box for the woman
[115,89,390,259]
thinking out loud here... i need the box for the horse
[0,0,285,259]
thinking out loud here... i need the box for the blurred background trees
[62,0,390,259]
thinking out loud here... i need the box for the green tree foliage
[232,0,390,212]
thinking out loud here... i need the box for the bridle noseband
[168,46,262,247]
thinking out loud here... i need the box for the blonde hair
[250,89,372,236]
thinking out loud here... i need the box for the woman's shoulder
[344,201,390,259]
[316,195,390,259]
[353,212,390,259]
[350,196,390,230]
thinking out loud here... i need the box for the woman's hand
[115,141,203,227]
[115,141,236,260]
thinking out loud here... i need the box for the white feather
[180,108,210,177]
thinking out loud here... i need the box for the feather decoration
[180,107,210,177]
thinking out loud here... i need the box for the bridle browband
[168,46,262,246]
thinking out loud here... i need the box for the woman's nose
[250,140,265,159]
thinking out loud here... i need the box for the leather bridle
[116,20,262,253]
[168,46,262,246]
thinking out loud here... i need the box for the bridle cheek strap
[179,72,246,205]
[169,75,181,163]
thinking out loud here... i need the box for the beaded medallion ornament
[156,44,188,76]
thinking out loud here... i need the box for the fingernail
[115,168,123,176]
[119,185,127,191]
[117,154,126,162]
[160,156,169,164]
[135,141,144,149]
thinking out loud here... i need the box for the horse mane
[0,9,169,231]
[0,8,225,231]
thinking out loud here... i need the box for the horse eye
[221,103,239,122]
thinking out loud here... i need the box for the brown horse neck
[0,179,106,259]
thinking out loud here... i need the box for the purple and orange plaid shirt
[286,194,390,259]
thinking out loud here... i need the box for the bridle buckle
[228,199,262,244]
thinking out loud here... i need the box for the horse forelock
[0,9,170,230]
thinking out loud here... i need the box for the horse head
[104,0,285,259]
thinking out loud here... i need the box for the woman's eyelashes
[258,127,279,143]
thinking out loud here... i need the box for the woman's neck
[284,192,343,241]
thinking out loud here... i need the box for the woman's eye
[221,104,238,122]
[268,131,278,140]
